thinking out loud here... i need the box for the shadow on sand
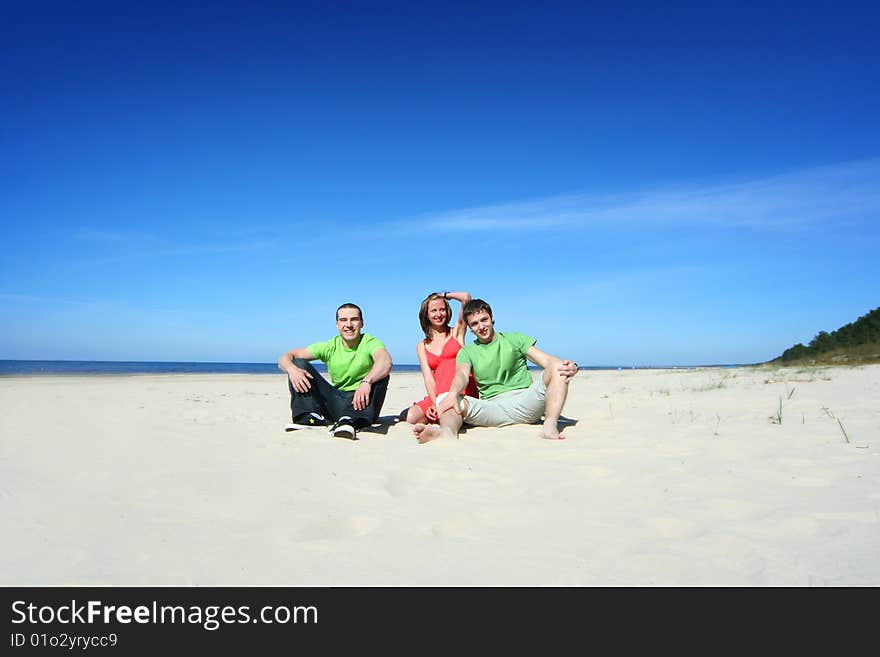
[359,414,403,436]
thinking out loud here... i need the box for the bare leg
[406,405,427,424]
[412,405,464,444]
[540,366,571,440]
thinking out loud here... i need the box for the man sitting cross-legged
[278,302,392,441]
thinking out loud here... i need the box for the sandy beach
[1,365,878,586]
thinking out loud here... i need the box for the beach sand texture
[2,365,878,586]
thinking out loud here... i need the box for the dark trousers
[288,359,389,427]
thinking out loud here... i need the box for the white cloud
[401,158,880,233]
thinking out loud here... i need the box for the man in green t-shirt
[278,303,393,440]
[413,298,578,443]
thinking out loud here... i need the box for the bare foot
[540,420,566,440]
[412,423,455,444]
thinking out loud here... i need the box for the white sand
[1,365,878,586]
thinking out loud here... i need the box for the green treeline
[778,306,880,362]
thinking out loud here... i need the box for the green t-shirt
[307,333,386,392]
[456,331,536,399]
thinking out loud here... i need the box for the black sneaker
[294,412,326,426]
[330,416,357,440]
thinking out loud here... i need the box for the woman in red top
[405,290,480,424]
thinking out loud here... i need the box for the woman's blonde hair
[418,293,452,341]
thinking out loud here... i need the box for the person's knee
[543,362,566,385]
[406,406,425,423]
[292,358,312,370]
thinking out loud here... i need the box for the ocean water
[0,360,416,375]
[0,360,731,376]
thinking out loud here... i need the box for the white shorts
[462,376,547,427]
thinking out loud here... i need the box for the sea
[0,360,739,376]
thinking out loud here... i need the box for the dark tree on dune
[779,307,880,362]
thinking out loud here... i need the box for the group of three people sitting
[277,293,579,443]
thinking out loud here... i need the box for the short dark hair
[462,298,492,322]
[336,303,363,321]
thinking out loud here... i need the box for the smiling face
[466,309,495,344]
[426,298,449,330]
[418,294,452,340]
[336,308,364,344]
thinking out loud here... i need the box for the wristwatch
[363,378,372,385]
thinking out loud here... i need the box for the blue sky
[2,0,879,366]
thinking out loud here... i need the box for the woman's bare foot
[412,422,455,444]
